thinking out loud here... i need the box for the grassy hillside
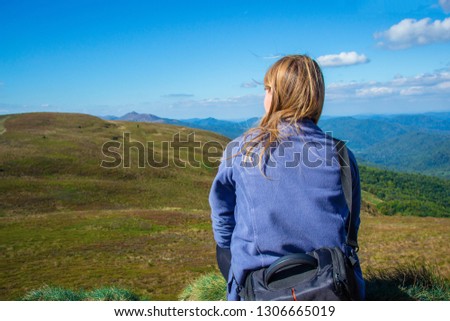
[0,112,229,216]
[0,112,229,300]
[0,112,448,300]
[359,165,450,217]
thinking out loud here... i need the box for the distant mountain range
[101,111,450,179]
[318,113,450,179]
[102,111,259,139]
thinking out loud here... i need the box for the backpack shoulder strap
[334,139,359,251]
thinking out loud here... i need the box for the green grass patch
[179,272,227,301]
[22,285,140,301]
[362,190,383,206]
[365,264,450,301]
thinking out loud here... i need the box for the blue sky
[0,0,449,119]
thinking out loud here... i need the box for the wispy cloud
[161,94,264,118]
[169,94,263,110]
[327,67,450,100]
[250,51,284,59]
[0,103,63,114]
[440,0,450,13]
[161,93,194,98]
[356,87,395,97]
[241,79,263,88]
[374,17,450,49]
[316,52,369,67]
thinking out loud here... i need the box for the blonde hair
[242,55,325,168]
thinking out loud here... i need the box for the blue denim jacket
[209,119,365,300]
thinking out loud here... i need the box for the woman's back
[232,119,350,254]
[210,119,363,300]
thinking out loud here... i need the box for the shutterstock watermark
[100,132,348,169]
[101,132,223,169]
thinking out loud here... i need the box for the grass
[0,209,217,300]
[361,190,384,206]
[0,113,226,300]
[1,209,448,300]
[0,112,449,301]
[22,285,140,301]
[357,215,450,278]
[364,264,449,301]
[179,273,227,301]
[0,115,9,135]
[0,112,228,216]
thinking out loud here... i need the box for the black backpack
[239,140,361,301]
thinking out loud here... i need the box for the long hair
[242,55,325,169]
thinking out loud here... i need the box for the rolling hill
[0,112,448,300]
[0,112,230,300]
[0,112,232,216]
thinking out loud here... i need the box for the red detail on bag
[291,288,297,301]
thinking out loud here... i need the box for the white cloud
[195,95,263,106]
[399,87,425,96]
[316,52,369,67]
[400,81,450,96]
[375,17,450,49]
[356,87,395,97]
[436,81,450,89]
[327,67,450,100]
[161,93,194,98]
[440,0,450,13]
[391,69,450,87]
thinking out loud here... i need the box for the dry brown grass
[358,213,450,278]
[0,209,217,300]
[1,207,448,300]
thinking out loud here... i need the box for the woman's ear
[264,87,273,114]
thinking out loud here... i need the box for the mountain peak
[119,112,161,122]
